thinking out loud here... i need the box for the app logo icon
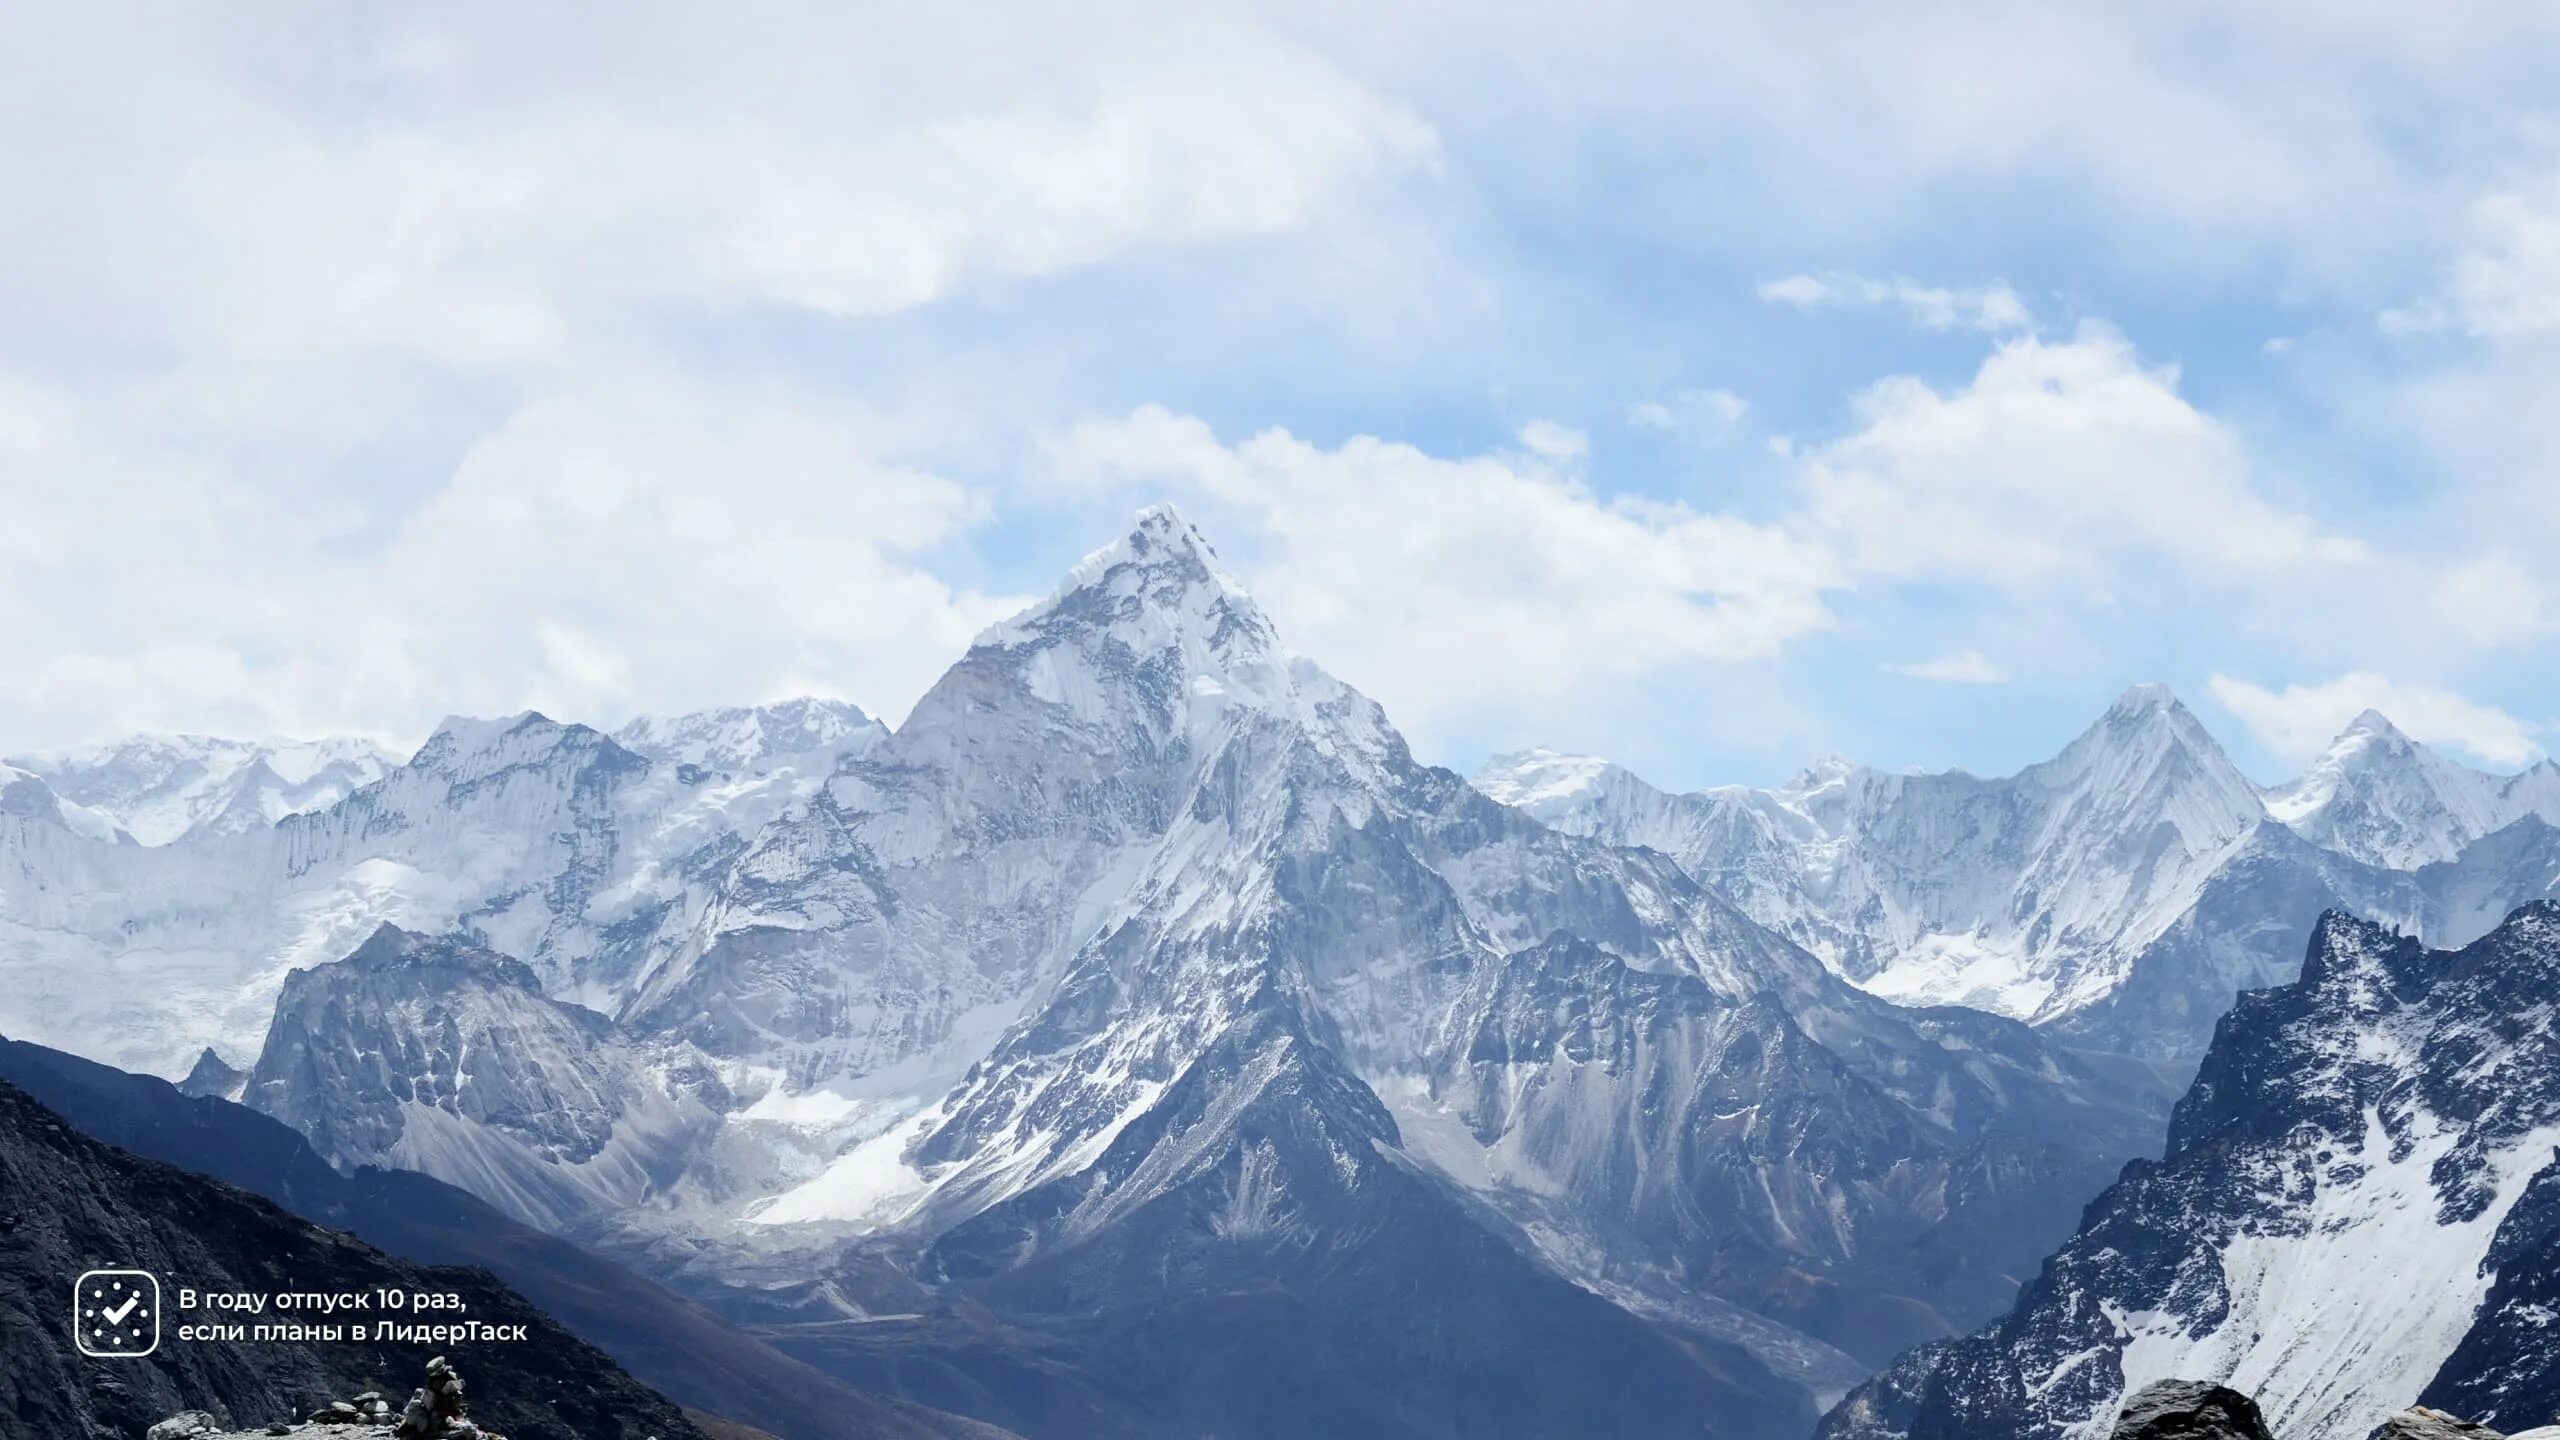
[74,1270,159,1357]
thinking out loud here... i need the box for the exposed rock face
[1817,904,2560,1440]
[2106,1381,2272,1440]
[178,1047,249,1102]
[244,926,721,1231]
[0,1078,706,1440]
[0,1035,1004,1440]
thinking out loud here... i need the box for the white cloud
[1758,272,2032,332]
[1796,324,2366,587]
[1627,388,1750,442]
[0,368,1024,749]
[2382,181,2560,336]
[1,13,1436,384]
[2207,671,2543,767]
[1046,405,1839,739]
[2430,554,2549,648]
[1886,651,2008,684]
[1516,419,1590,462]
[0,7,1437,750]
[1041,319,2395,746]
[6,2,2557,774]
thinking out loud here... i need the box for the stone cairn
[391,1356,479,1439]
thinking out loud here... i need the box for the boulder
[2109,1381,2275,1440]
[2376,1409,2507,1440]
[146,1414,220,1440]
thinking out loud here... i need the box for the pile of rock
[2107,1381,2560,1440]
[391,1356,480,1439]
[305,1389,393,1426]
[141,1358,507,1440]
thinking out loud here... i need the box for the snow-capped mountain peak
[1470,748,1627,810]
[0,762,128,843]
[2268,708,2560,869]
[951,506,1386,768]
[613,696,885,777]
[4,731,395,845]
[2030,682,2264,847]
[1471,685,2305,1050]
[976,504,1278,671]
[409,710,640,782]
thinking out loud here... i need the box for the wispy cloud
[1886,651,2008,684]
[1758,272,2031,333]
[2381,182,2560,337]
[1627,388,1750,442]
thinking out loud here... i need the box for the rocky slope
[245,926,724,1232]
[0,1034,1008,1440]
[1816,903,2560,1440]
[0,1077,710,1440]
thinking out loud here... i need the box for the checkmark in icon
[73,1269,160,1357]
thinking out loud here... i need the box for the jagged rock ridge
[1816,903,2560,1440]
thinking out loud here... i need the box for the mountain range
[6,505,2556,1438]
[1476,692,2560,1062]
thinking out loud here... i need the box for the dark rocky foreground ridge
[1819,903,2560,1440]
[2096,1379,2559,1440]
[0,1035,1014,1440]
[0,1077,707,1440]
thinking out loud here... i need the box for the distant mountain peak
[980,504,1270,652]
[2107,680,2180,716]
[5,730,393,845]
[1471,748,1624,808]
[2267,707,2560,868]
[335,921,543,990]
[941,505,1370,757]
[412,709,640,781]
[614,695,884,775]
[421,708,560,751]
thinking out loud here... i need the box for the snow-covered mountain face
[0,694,908,1078]
[1818,904,2560,1440]
[5,732,397,845]
[1478,691,2560,1061]
[0,507,2185,1437]
[2267,709,2560,870]
[617,512,2155,1396]
[613,696,886,779]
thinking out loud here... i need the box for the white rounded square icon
[74,1269,160,1357]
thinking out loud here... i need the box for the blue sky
[6,2,2560,790]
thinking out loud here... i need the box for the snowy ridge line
[1475,692,2560,1059]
